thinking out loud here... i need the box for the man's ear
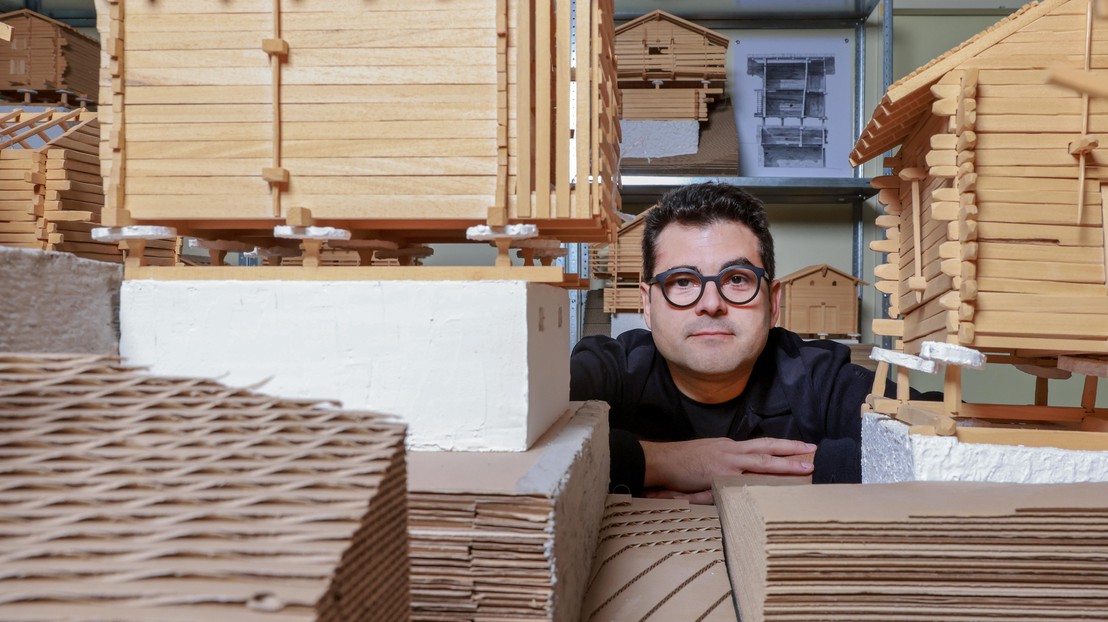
[768,279,782,327]
[640,281,652,330]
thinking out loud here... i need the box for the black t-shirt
[570,327,872,494]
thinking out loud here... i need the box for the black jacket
[570,327,871,494]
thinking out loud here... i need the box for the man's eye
[727,274,750,286]
[673,277,695,288]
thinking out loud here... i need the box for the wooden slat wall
[106,0,618,243]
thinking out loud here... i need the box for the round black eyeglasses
[647,265,769,308]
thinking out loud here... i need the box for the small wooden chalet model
[95,0,620,275]
[851,0,1107,441]
[591,210,647,313]
[614,10,728,121]
[777,264,865,338]
[0,10,98,105]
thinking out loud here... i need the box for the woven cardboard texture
[0,353,409,621]
[580,496,736,622]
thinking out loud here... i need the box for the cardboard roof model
[0,353,410,621]
[92,0,622,274]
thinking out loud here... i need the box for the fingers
[733,437,818,457]
[733,452,814,476]
[643,488,715,505]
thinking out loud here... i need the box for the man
[571,182,875,503]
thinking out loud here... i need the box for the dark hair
[641,182,775,281]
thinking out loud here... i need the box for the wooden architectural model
[94,0,620,276]
[0,108,174,265]
[776,263,865,338]
[851,0,1107,443]
[0,10,98,105]
[591,210,648,313]
[614,11,728,122]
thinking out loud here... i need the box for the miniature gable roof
[614,9,730,48]
[0,8,96,42]
[777,263,867,285]
[849,0,1065,166]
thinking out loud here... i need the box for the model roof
[614,9,730,47]
[849,0,1064,166]
[777,263,866,285]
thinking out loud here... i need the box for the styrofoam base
[619,120,699,158]
[120,279,570,451]
[862,411,1108,484]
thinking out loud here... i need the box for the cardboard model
[0,352,410,621]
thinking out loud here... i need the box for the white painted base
[619,120,699,158]
[120,279,570,451]
[0,248,121,354]
[862,411,1108,484]
[611,312,647,337]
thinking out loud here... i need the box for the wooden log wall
[96,0,619,247]
[875,20,1108,358]
[620,87,722,121]
[0,112,174,265]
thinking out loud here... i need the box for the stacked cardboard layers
[715,479,1108,622]
[407,401,609,622]
[0,353,409,622]
[580,495,736,622]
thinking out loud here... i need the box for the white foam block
[120,279,570,451]
[619,120,699,158]
[862,411,1108,484]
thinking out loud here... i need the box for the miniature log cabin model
[590,208,648,313]
[776,264,866,339]
[613,10,729,122]
[0,9,97,106]
[92,0,621,282]
[851,0,1108,447]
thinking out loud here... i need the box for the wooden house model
[94,0,621,273]
[0,108,173,265]
[851,0,1106,437]
[776,263,865,338]
[614,10,728,121]
[0,10,98,104]
[591,209,648,313]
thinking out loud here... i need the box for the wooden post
[1035,376,1049,407]
[944,364,961,419]
[266,0,287,219]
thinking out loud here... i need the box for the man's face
[640,221,781,391]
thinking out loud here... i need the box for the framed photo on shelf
[733,35,854,178]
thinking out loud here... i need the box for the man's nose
[694,279,728,315]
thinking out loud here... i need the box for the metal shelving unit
[603,0,894,340]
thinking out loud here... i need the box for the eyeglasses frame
[646,264,770,308]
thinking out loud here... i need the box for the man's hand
[641,437,817,494]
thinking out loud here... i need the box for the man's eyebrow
[722,257,758,269]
